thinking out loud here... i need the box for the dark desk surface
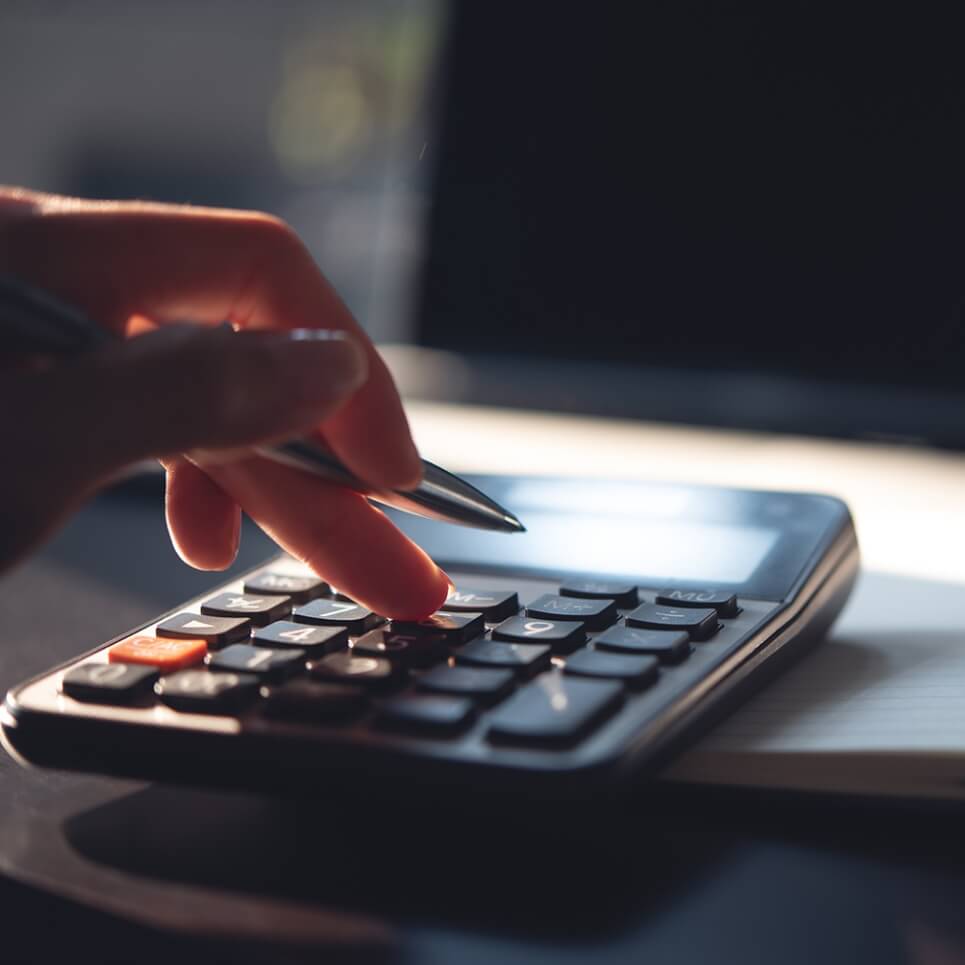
[2,477,964,964]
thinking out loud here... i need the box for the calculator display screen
[391,478,850,602]
[495,513,778,586]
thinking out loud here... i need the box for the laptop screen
[415,4,965,440]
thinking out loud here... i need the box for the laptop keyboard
[59,563,749,751]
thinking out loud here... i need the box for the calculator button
[253,620,348,655]
[293,599,384,635]
[487,674,624,747]
[375,695,476,735]
[353,629,449,669]
[243,571,328,605]
[593,626,691,663]
[261,680,367,724]
[391,611,485,646]
[207,644,306,683]
[156,612,250,649]
[109,634,207,672]
[655,589,739,618]
[491,615,586,654]
[444,589,519,622]
[626,604,719,640]
[559,581,639,608]
[156,670,260,714]
[63,662,159,704]
[525,594,617,632]
[416,665,515,706]
[454,638,552,677]
[201,592,291,627]
[563,650,659,689]
[308,651,400,690]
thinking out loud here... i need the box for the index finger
[4,189,421,490]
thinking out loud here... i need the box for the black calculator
[1,477,858,797]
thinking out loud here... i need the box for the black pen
[0,275,525,533]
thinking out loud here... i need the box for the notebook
[666,569,965,799]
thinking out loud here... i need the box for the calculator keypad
[54,562,762,767]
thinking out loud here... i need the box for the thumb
[48,324,369,479]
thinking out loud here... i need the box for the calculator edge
[1,496,859,798]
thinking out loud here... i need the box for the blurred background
[4,2,965,447]
[0,0,442,343]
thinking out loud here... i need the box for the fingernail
[276,329,368,405]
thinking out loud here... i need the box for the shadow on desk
[2,777,958,965]
[62,783,727,942]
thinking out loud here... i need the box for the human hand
[0,187,450,619]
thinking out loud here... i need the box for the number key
[155,670,260,714]
[391,611,485,646]
[308,651,400,690]
[293,599,384,635]
[492,615,586,653]
[206,644,306,683]
[455,638,552,677]
[353,629,449,668]
[63,662,159,704]
[253,620,348,655]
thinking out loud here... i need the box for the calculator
[1,477,858,796]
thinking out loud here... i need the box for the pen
[0,274,525,533]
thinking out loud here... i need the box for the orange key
[108,635,207,671]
